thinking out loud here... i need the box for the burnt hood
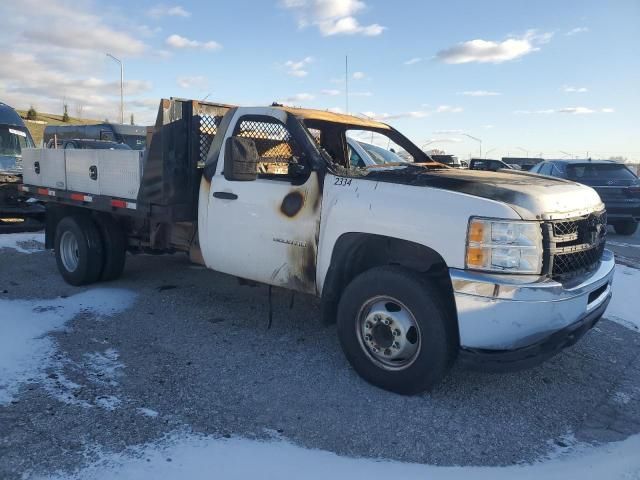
[361,166,604,220]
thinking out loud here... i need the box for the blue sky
[1,0,638,160]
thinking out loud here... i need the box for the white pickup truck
[21,98,614,394]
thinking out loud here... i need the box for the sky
[0,0,638,161]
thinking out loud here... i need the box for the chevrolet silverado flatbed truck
[20,98,615,394]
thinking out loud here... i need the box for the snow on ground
[606,264,640,331]
[43,431,640,480]
[0,289,136,405]
[0,232,44,253]
[137,408,159,418]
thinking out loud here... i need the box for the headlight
[465,218,543,274]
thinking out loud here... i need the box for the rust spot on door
[281,191,304,217]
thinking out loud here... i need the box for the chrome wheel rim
[356,295,422,371]
[60,230,80,272]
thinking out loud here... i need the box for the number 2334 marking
[334,177,353,186]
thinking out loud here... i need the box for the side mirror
[224,137,258,181]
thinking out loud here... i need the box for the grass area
[16,110,101,146]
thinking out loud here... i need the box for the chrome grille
[545,210,607,280]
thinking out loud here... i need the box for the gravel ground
[1,244,640,479]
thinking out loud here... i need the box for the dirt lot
[1,235,640,479]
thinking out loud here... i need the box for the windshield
[357,141,407,165]
[566,163,637,183]
[0,126,34,171]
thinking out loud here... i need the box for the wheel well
[321,233,459,340]
[44,205,126,250]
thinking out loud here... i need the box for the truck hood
[362,166,604,220]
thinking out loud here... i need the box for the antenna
[345,55,349,114]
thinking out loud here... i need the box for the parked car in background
[46,139,133,150]
[469,159,514,171]
[0,101,44,231]
[43,123,146,150]
[530,159,640,235]
[347,137,407,167]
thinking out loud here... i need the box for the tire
[336,266,457,395]
[94,214,127,281]
[54,216,104,286]
[613,220,638,236]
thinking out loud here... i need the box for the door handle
[213,191,238,200]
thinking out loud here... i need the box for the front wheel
[336,266,457,395]
[54,216,104,286]
[613,220,638,236]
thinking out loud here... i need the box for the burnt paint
[359,166,565,207]
[281,191,305,217]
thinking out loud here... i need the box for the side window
[348,143,365,168]
[551,163,565,178]
[232,116,303,178]
[539,163,552,175]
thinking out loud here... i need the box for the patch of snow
[43,431,640,480]
[0,288,136,405]
[137,408,159,418]
[613,391,631,405]
[84,349,124,387]
[0,232,44,253]
[95,395,121,411]
[606,265,640,331]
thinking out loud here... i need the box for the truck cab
[22,99,615,394]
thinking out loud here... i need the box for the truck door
[201,109,322,294]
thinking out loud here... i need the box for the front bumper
[450,249,615,369]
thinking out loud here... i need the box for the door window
[232,116,303,179]
[539,163,553,175]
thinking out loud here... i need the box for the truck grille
[543,210,607,280]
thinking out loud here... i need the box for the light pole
[516,147,529,158]
[462,133,482,158]
[106,53,124,124]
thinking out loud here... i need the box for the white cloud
[437,30,553,64]
[281,0,385,37]
[563,85,588,93]
[404,57,422,65]
[177,76,208,89]
[321,89,341,96]
[360,111,429,121]
[166,34,221,50]
[436,105,463,113]
[280,93,315,104]
[10,0,146,57]
[484,124,494,129]
[428,137,463,143]
[558,106,595,114]
[515,106,612,115]
[285,57,313,77]
[433,129,463,134]
[566,27,589,36]
[351,91,373,97]
[352,71,365,80]
[148,5,191,18]
[459,90,501,96]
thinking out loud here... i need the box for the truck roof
[0,102,27,128]
[275,106,391,130]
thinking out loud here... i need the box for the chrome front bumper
[450,249,615,352]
